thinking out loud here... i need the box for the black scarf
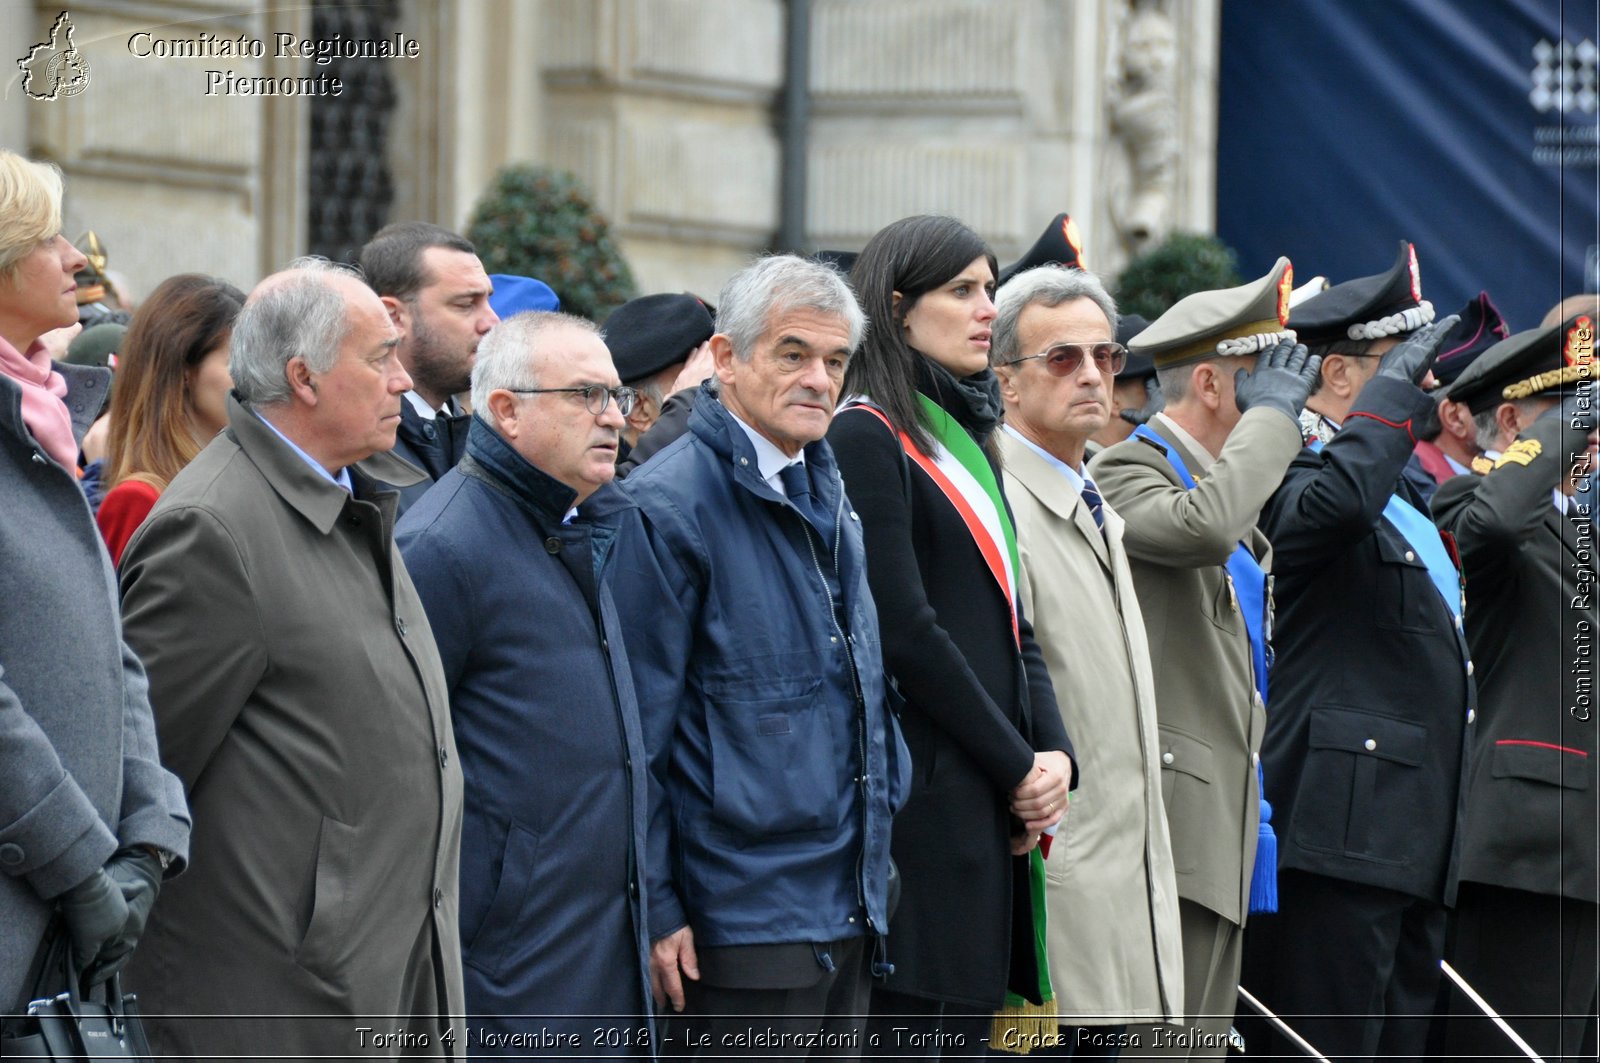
[914,355,1003,442]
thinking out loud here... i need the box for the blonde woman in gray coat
[0,149,191,1007]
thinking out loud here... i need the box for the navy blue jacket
[383,401,471,515]
[396,418,652,1049]
[609,388,910,948]
[1259,376,1473,905]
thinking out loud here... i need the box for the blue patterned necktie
[1080,477,1106,531]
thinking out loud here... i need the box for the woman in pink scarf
[0,153,90,468]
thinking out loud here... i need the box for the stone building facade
[2,0,1218,302]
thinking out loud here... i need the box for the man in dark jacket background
[1431,317,1598,1060]
[609,254,910,1056]
[397,311,653,1053]
[359,221,498,512]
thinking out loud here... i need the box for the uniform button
[850,511,859,521]
[433,887,444,907]
[1161,751,1174,765]
[0,842,23,867]
[438,746,449,769]
[1404,550,1416,562]
[1363,738,1377,751]
[738,457,749,466]
[625,756,633,771]
[628,879,639,899]
[830,636,839,644]
[545,536,561,554]
[1466,660,1475,676]
[1467,708,1476,725]
[396,617,408,637]
[1251,752,1260,767]
[600,637,609,652]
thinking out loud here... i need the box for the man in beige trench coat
[990,265,1185,1053]
[1089,260,1318,1058]
[118,258,466,1059]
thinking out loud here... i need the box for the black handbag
[1,925,154,1062]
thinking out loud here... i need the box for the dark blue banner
[1218,0,1599,333]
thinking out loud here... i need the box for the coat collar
[225,392,423,535]
[686,381,846,510]
[462,413,579,525]
[997,427,1110,569]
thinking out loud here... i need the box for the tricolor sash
[844,398,1052,1019]
[848,398,1021,645]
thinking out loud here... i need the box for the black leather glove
[86,847,165,985]
[1539,382,1599,462]
[1119,377,1165,427]
[1233,338,1322,422]
[1375,315,1461,386]
[57,867,130,985]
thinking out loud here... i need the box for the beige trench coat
[998,430,1184,1026]
[118,396,465,1059]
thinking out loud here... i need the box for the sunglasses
[1004,341,1127,376]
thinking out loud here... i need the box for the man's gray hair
[1471,397,1546,452]
[231,256,363,406]
[471,310,602,412]
[991,266,1119,368]
[716,254,866,361]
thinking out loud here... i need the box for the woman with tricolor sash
[827,215,1077,1057]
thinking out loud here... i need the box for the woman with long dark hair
[827,215,1075,1053]
[96,273,245,563]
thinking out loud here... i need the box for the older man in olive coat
[119,259,466,1058]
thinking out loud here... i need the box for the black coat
[827,385,1071,1010]
[1432,415,1598,904]
[1258,377,1473,906]
[382,401,470,514]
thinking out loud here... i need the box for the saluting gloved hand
[84,846,166,986]
[57,866,130,985]
[1233,338,1322,422]
[1119,376,1165,427]
[1375,316,1460,387]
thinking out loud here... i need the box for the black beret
[603,293,715,384]
[1289,241,1435,347]
[1115,314,1155,379]
[998,213,1088,288]
[1444,312,1597,415]
[1431,291,1510,387]
[813,250,859,275]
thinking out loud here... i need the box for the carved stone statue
[1108,0,1179,255]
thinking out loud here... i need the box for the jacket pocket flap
[1491,741,1591,790]
[1309,708,1425,766]
[1375,532,1428,567]
[1158,725,1214,783]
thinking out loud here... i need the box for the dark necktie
[780,462,827,532]
[1080,478,1106,529]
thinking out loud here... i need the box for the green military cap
[1444,311,1597,415]
[1130,257,1296,369]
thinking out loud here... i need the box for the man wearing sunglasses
[396,312,653,1053]
[1089,259,1318,1059]
[990,265,1186,1053]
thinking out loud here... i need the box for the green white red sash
[849,397,1021,645]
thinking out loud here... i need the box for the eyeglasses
[1004,342,1127,376]
[505,384,638,416]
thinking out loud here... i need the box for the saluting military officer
[1241,243,1469,1062]
[1430,314,1598,1061]
[1090,258,1320,1059]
